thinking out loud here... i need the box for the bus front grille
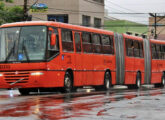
[4,71,30,84]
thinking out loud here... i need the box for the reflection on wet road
[0,87,165,120]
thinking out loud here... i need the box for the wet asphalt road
[0,86,165,120]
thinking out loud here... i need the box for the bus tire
[103,72,111,90]
[162,75,165,87]
[18,88,30,95]
[161,75,165,87]
[155,74,165,88]
[135,72,141,89]
[63,71,73,93]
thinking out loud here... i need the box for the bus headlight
[31,72,44,76]
[0,74,3,77]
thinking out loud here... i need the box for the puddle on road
[0,88,165,120]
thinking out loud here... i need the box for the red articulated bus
[0,21,164,95]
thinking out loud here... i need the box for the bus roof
[123,33,143,41]
[150,39,165,44]
[1,21,114,35]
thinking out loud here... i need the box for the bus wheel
[161,76,165,87]
[18,88,30,95]
[64,72,73,93]
[103,72,111,90]
[135,73,141,89]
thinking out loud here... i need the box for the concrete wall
[79,0,104,27]
[5,0,104,27]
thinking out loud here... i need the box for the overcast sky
[105,0,165,24]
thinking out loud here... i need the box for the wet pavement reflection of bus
[0,87,165,120]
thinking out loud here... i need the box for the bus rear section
[150,39,165,87]
[122,34,145,88]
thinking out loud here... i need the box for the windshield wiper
[22,42,30,62]
[5,41,16,63]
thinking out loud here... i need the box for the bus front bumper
[0,71,65,89]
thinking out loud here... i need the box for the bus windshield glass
[0,26,47,63]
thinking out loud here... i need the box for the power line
[105,0,138,13]
[30,7,165,15]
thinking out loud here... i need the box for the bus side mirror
[51,33,56,46]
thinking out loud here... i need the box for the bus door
[125,38,135,84]
[73,32,83,86]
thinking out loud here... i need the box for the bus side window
[102,35,110,54]
[139,42,144,58]
[156,44,161,59]
[163,45,165,59]
[82,32,93,53]
[74,32,81,53]
[109,36,114,54]
[126,39,133,57]
[160,45,163,59]
[133,40,140,57]
[92,34,101,54]
[48,27,59,59]
[151,43,156,59]
[61,29,74,52]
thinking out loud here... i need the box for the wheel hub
[163,78,165,86]
[137,79,141,88]
[65,77,71,88]
[106,80,110,89]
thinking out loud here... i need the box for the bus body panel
[123,34,145,85]
[150,39,165,84]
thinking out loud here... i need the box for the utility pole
[149,13,157,39]
[23,0,28,21]
[154,13,157,39]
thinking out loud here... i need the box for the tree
[0,0,13,3]
[0,0,24,25]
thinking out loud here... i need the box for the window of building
[74,32,81,53]
[82,15,91,27]
[92,34,101,53]
[61,29,74,52]
[94,18,101,28]
[93,0,104,4]
[48,14,68,23]
[82,32,93,53]
[101,35,114,54]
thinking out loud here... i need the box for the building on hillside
[6,0,104,28]
[149,16,165,40]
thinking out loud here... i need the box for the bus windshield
[0,26,47,63]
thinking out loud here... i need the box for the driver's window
[47,27,59,59]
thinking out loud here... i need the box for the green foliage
[0,2,5,10]
[104,20,148,34]
[0,1,24,25]
[0,0,13,3]
[7,6,24,23]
